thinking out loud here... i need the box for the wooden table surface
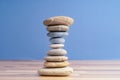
[0,60,120,80]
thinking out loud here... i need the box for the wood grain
[0,60,120,80]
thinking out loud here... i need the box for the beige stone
[46,25,69,32]
[43,16,74,26]
[44,56,68,62]
[38,67,73,76]
[44,61,69,68]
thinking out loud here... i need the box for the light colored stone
[44,61,69,68]
[47,32,68,37]
[44,56,68,62]
[46,25,69,32]
[50,37,65,44]
[49,44,64,49]
[38,67,73,76]
[43,16,74,26]
[47,49,67,56]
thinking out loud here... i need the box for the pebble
[38,67,73,76]
[47,25,69,32]
[49,44,64,49]
[50,37,65,44]
[47,49,67,56]
[43,16,74,26]
[44,56,68,62]
[47,32,68,38]
[44,61,69,68]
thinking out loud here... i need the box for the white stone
[49,44,64,49]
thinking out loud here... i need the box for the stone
[46,25,69,32]
[38,67,73,76]
[47,49,67,56]
[44,56,68,62]
[43,16,74,26]
[47,32,68,38]
[49,44,64,49]
[50,37,65,44]
[44,61,69,68]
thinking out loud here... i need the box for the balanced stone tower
[38,16,74,76]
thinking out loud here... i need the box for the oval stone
[43,16,74,26]
[47,32,68,38]
[49,44,64,49]
[44,56,68,62]
[47,49,67,56]
[50,37,65,44]
[38,67,73,76]
[47,25,69,32]
[44,61,69,68]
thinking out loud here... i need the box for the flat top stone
[43,16,74,26]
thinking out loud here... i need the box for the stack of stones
[38,16,74,76]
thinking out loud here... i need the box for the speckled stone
[44,56,68,62]
[47,25,69,32]
[49,44,64,49]
[47,32,68,38]
[43,16,74,26]
[50,37,65,44]
[38,67,73,76]
[47,49,67,56]
[44,61,69,68]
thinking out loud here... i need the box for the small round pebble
[44,56,68,62]
[47,32,68,38]
[43,16,74,26]
[47,25,69,32]
[44,61,69,68]
[38,67,73,76]
[47,49,67,56]
[50,37,65,44]
[49,44,64,49]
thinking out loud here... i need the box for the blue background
[0,0,120,60]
